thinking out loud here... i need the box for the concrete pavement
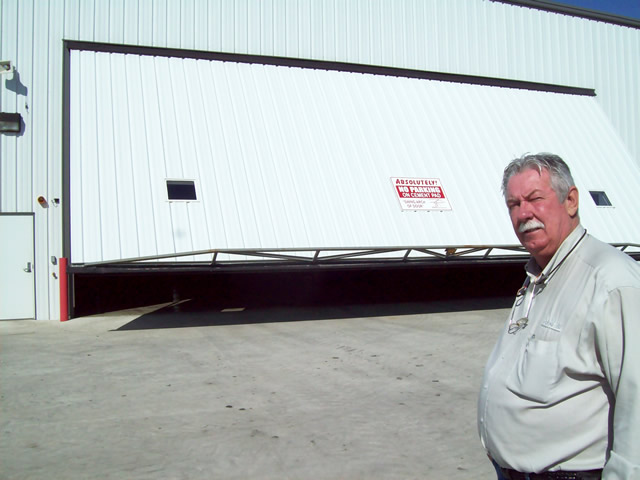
[1,298,509,479]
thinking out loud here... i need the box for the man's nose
[517,202,534,220]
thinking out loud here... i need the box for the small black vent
[589,191,612,207]
[167,180,197,201]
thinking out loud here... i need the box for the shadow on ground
[116,295,513,330]
[110,265,521,330]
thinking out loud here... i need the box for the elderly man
[477,153,640,480]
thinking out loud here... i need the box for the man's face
[506,168,579,268]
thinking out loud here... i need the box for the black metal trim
[491,0,640,29]
[67,255,533,275]
[63,40,595,97]
[62,42,74,318]
[62,43,72,261]
[66,249,640,275]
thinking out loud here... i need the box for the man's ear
[565,186,579,217]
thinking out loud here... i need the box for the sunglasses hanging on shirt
[507,229,587,335]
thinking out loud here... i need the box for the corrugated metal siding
[70,51,640,264]
[1,0,639,318]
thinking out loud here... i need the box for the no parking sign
[391,177,452,211]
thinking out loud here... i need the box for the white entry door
[0,214,35,320]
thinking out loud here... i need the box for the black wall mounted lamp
[1,60,23,134]
[0,112,22,133]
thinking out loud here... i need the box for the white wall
[69,50,640,265]
[1,0,638,319]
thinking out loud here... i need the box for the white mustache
[518,219,545,233]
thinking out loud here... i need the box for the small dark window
[589,191,612,207]
[167,180,197,201]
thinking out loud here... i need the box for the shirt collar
[524,224,585,282]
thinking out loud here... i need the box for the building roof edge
[491,0,640,29]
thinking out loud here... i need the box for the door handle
[23,262,32,273]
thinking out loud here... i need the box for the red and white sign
[391,177,452,211]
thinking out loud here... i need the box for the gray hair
[502,153,576,202]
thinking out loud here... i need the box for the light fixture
[0,112,22,133]
[0,60,14,75]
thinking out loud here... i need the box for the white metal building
[1,0,639,320]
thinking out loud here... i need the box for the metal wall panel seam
[100,51,121,259]
[616,28,638,146]
[93,0,108,41]
[207,60,246,250]
[236,63,279,248]
[0,0,13,208]
[421,81,475,242]
[1,0,16,206]
[243,64,294,248]
[94,51,118,260]
[89,51,104,258]
[184,58,215,252]
[149,56,175,256]
[382,76,434,242]
[271,0,286,57]
[150,0,165,47]
[81,0,96,41]
[181,0,195,50]
[324,70,377,247]
[64,46,74,266]
[183,58,215,259]
[370,73,416,244]
[137,0,153,46]
[212,61,247,251]
[309,0,324,61]
[118,53,141,259]
[228,63,272,247]
[218,61,255,249]
[195,59,232,250]
[112,53,133,258]
[136,54,160,257]
[280,66,336,246]
[30,0,53,317]
[338,73,377,243]
[227,62,265,249]
[311,70,362,247]
[172,57,201,259]
[47,0,65,318]
[264,62,311,247]
[164,56,185,257]
[302,70,348,245]
[261,64,314,247]
[15,0,33,213]
[166,57,191,257]
[166,0,181,48]
[72,44,89,264]
[343,71,402,246]
[267,65,322,245]
[110,52,128,259]
[451,84,503,242]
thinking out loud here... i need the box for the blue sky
[554,0,640,19]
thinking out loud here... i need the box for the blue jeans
[492,458,509,480]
